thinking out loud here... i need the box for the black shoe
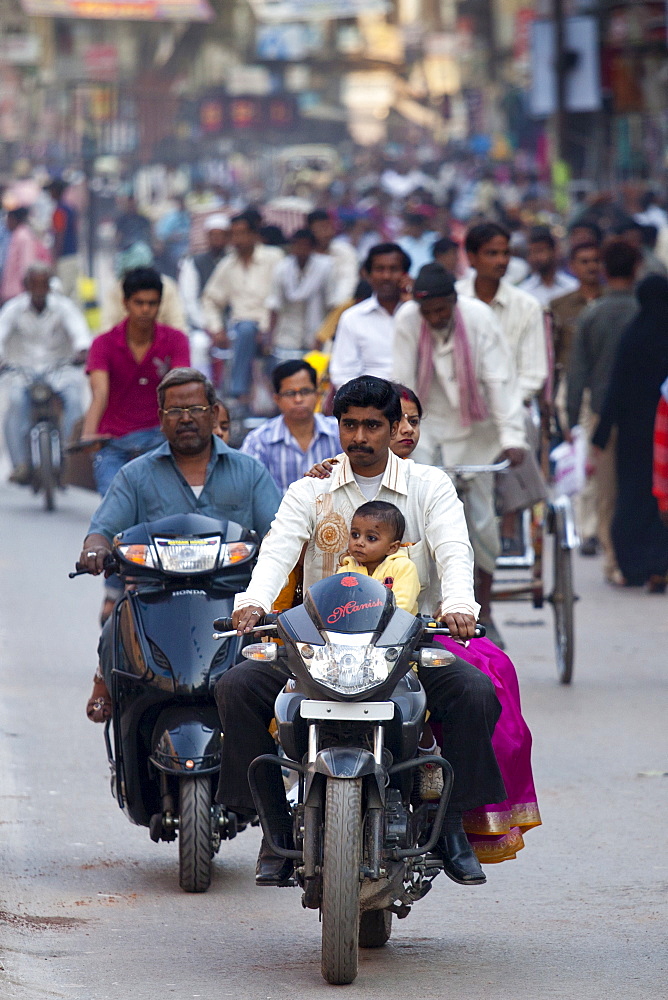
[255,834,294,886]
[579,536,599,556]
[435,823,486,886]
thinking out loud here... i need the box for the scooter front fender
[149,707,221,775]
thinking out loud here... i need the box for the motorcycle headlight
[117,543,156,567]
[297,632,392,696]
[154,536,221,573]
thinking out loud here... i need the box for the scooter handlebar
[69,554,117,578]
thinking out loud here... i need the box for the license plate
[299,700,394,722]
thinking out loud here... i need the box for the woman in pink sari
[395,384,541,863]
[306,383,541,864]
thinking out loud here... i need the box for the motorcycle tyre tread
[321,778,362,986]
[178,776,213,893]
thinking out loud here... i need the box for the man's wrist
[234,594,270,613]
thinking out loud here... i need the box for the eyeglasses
[278,387,317,400]
[161,405,211,419]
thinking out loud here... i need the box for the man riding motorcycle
[77,366,281,720]
[218,375,505,888]
[0,263,89,483]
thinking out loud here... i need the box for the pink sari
[432,636,541,864]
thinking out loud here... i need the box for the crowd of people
[2,160,668,895]
[2,167,668,612]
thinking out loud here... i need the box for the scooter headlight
[297,632,391,696]
[154,536,221,573]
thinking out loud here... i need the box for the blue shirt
[240,413,341,496]
[89,436,281,542]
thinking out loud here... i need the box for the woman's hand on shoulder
[304,457,339,479]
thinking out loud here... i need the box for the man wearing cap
[178,213,230,375]
[392,263,527,646]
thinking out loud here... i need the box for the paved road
[0,481,666,1000]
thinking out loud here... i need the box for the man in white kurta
[215,376,505,888]
[391,263,526,641]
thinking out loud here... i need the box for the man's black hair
[272,359,317,394]
[568,218,603,245]
[122,267,163,300]
[363,242,411,276]
[393,382,423,419]
[307,209,330,226]
[8,207,29,225]
[333,376,401,426]
[259,224,287,246]
[291,228,316,245]
[433,236,458,257]
[568,240,600,262]
[465,221,510,255]
[528,225,556,249]
[231,211,260,234]
[354,278,373,301]
[602,239,641,279]
[352,500,405,542]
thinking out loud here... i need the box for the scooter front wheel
[178,776,213,893]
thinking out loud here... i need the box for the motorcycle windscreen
[304,572,395,635]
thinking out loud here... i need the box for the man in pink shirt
[80,266,190,622]
[81,266,190,496]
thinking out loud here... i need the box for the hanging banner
[249,0,388,23]
[20,0,213,21]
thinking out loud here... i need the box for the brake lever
[213,624,279,640]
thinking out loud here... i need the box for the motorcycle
[71,512,258,892]
[213,572,485,985]
[1,362,68,511]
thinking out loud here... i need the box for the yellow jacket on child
[337,550,420,615]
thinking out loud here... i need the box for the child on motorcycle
[336,499,444,800]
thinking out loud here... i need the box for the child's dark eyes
[350,530,360,539]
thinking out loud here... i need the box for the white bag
[550,425,587,496]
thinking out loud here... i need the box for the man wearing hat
[392,262,527,647]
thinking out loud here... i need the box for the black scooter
[72,512,257,892]
[214,573,485,984]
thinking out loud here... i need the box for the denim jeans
[228,320,260,398]
[93,427,165,497]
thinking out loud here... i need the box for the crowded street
[0,478,665,1000]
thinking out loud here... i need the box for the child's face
[348,516,400,571]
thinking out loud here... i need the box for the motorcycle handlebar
[421,622,486,639]
[212,613,279,632]
[69,554,117,578]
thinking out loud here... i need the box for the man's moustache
[348,446,373,453]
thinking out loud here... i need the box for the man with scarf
[392,263,527,644]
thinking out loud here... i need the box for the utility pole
[553,0,567,164]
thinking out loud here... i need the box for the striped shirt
[240,413,341,496]
[653,393,668,513]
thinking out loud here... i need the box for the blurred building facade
[0,0,667,184]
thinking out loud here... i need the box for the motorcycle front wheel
[321,777,362,985]
[178,776,213,893]
[37,424,55,512]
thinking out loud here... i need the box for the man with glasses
[240,360,340,495]
[77,366,281,724]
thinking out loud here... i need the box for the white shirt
[0,291,90,368]
[456,275,548,401]
[329,295,398,389]
[201,244,283,334]
[328,238,360,306]
[266,253,333,351]
[392,297,526,466]
[519,270,578,308]
[234,449,479,619]
[353,470,384,500]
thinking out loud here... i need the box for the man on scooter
[77,366,281,721]
[0,263,90,484]
[218,375,505,888]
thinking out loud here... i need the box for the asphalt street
[0,480,666,1000]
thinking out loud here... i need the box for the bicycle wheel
[551,532,575,684]
[37,424,55,512]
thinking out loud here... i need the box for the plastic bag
[550,425,587,496]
